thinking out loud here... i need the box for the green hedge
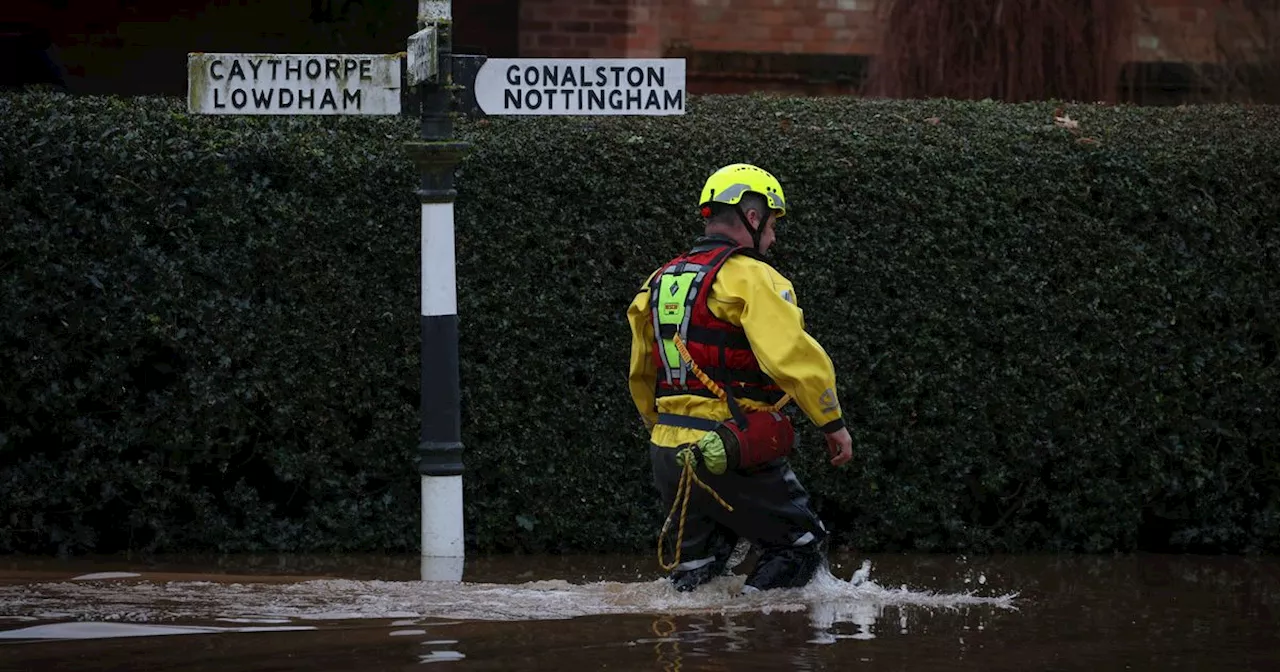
[2,91,1277,556]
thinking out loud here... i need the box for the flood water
[0,551,1276,671]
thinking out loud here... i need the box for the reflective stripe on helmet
[698,163,787,216]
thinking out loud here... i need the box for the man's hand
[824,427,853,466]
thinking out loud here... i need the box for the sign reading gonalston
[473,58,686,116]
[187,53,402,115]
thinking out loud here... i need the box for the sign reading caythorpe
[473,58,686,116]
[187,53,403,115]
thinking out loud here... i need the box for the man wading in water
[626,163,854,594]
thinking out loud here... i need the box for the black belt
[657,413,721,431]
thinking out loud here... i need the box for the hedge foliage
[2,91,1277,557]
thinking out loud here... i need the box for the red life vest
[648,238,786,411]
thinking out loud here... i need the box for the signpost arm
[408,0,469,582]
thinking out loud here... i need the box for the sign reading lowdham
[187,53,402,115]
[473,58,686,116]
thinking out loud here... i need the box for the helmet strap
[734,204,763,252]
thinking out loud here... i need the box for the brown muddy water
[0,551,1276,671]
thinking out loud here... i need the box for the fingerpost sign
[189,0,687,583]
[187,53,402,115]
[473,58,687,116]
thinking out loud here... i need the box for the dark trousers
[650,443,827,575]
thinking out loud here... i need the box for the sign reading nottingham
[473,58,686,116]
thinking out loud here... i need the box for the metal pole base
[420,474,464,582]
[420,555,465,583]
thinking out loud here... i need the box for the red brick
[588,20,623,34]
[790,25,818,42]
[629,22,658,38]
[760,9,787,25]
[576,7,613,21]
[712,40,765,53]
[537,33,571,47]
[625,34,660,52]
[524,2,572,21]
[694,7,726,24]
[796,6,825,25]
[574,34,610,48]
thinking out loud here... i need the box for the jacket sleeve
[625,272,659,430]
[726,262,845,432]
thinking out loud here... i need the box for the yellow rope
[657,447,736,572]
[654,333,793,573]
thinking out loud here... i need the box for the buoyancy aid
[647,238,787,432]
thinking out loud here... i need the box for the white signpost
[411,10,686,585]
[187,53,402,115]
[473,58,686,116]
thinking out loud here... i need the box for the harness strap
[657,323,752,351]
[657,413,721,431]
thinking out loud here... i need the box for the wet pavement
[0,552,1276,670]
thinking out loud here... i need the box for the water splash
[0,564,1017,626]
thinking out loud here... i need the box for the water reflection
[644,614,753,672]
[639,607,910,671]
[808,599,881,643]
[418,637,465,665]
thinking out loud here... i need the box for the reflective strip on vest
[650,249,734,388]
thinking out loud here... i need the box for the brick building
[510,0,1276,99]
[2,0,1275,102]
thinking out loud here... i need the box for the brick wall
[518,0,1273,66]
[519,0,882,58]
[660,0,881,56]
[519,0,636,57]
[518,0,883,94]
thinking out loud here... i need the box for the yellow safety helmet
[698,163,787,218]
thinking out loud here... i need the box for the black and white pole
[409,0,469,582]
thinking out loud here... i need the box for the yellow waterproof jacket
[627,238,845,448]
